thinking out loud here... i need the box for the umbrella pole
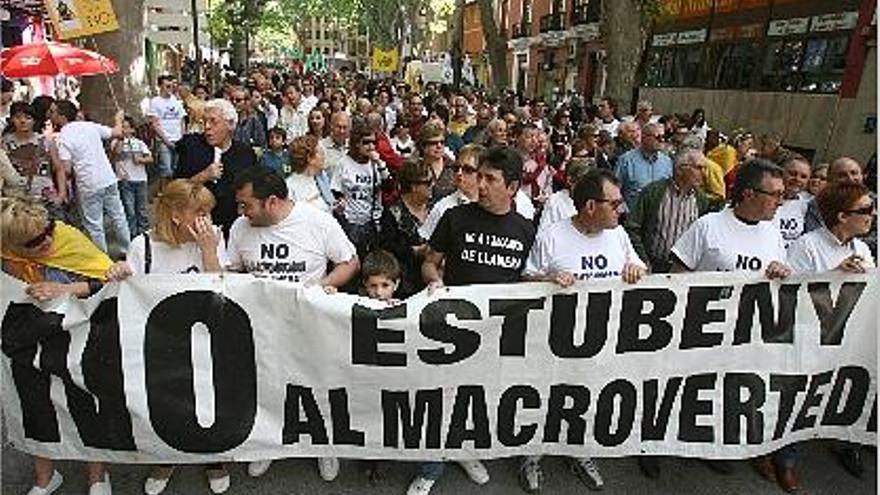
[87,36,122,112]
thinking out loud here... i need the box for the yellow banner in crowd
[44,0,120,40]
[372,47,400,73]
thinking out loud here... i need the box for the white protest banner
[1,271,875,463]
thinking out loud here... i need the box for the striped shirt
[652,182,700,266]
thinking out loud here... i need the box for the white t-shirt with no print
[524,220,645,280]
[537,189,576,233]
[671,208,786,272]
[226,202,356,283]
[126,228,228,275]
[113,137,151,182]
[787,227,875,274]
[57,121,117,196]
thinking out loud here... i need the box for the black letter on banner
[283,385,329,444]
[1,303,64,441]
[549,292,611,358]
[497,385,541,446]
[733,283,799,345]
[594,379,637,447]
[769,375,808,440]
[446,386,491,448]
[145,291,256,453]
[617,289,675,353]
[868,398,877,432]
[792,371,833,431]
[822,366,870,427]
[351,303,407,366]
[418,300,481,365]
[807,282,867,346]
[681,286,732,349]
[490,298,545,357]
[543,385,591,444]
[382,389,443,448]
[678,373,717,443]
[329,388,365,446]
[641,377,683,441]
[723,373,765,445]
[1,300,134,449]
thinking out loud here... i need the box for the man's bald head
[829,157,863,185]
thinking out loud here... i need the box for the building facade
[301,16,371,72]
[505,0,604,102]
[640,0,876,162]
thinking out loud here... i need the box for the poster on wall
[44,0,119,40]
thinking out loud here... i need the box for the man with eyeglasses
[519,169,646,493]
[626,148,719,273]
[615,122,673,211]
[321,111,351,180]
[231,88,267,149]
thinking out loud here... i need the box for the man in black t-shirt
[423,146,535,287]
[412,145,535,494]
[177,98,256,235]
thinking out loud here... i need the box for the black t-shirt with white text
[429,203,536,285]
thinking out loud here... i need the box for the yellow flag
[44,0,120,40]
[371,48,399,73]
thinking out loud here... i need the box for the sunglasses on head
[24,220,55,249]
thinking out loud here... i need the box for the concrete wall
[641,83,876,162]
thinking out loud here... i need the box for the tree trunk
[450,0,465,88]
[600,0,647,115]
[78,0,146,122]
[476,0,508,94]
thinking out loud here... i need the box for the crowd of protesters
[0,66,876,495]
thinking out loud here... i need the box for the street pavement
[2,441,876,495]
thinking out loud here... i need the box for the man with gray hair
[626,147,720,273]
[176,98,256,235]
[615,122,673,210]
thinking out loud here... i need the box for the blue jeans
[79,183,130,255]
[155,141,177,178]
[119,180,149,238]
[419,462,445,480]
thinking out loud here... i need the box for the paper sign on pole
[371,48,400,72]
[44,0,120,40]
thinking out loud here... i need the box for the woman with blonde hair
[107,179,228,494]
[1,195,119,495]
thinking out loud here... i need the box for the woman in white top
[286,134,334,213]
[107,179,229,495]
[788,182,875,274]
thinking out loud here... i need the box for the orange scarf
[2,222,112,283]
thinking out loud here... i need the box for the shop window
[800,35,849,93]
[674,45,703,87]
[707,42,759,89]
[761,39,804,91]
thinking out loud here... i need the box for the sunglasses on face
[425,140,444,147]
[451,165,478,174]
[846,205,876,216]
[24,220,55,249]
[361,139,376,146]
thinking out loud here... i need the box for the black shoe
[839,448,864,478]
[702,459,733,475]
[638,457,661,479]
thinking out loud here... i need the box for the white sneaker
[458,460,490,485]
[406,476,436,495]
[317,457,339,481]
[206,468,230,494]
[25,470,63,495]
[247,460,272,478]
[143,476,169,495]
[570,457,604,490]
[88,473,112,495]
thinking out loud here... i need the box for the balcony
[539,12,565,33]
[512,21,532,38]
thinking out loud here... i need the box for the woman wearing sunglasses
[0,196,123,495]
